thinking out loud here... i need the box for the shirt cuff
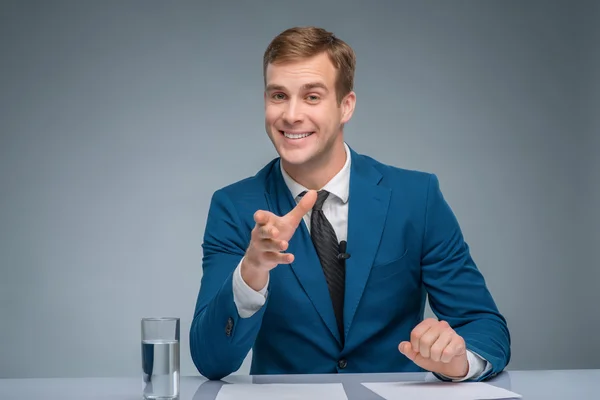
[439,350,492,382]
[232,257,269,318]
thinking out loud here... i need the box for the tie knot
[314,190,330,211]
[298,190,330,211]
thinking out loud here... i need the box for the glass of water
[141,317,180,399]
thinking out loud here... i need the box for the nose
[282,100,304,125]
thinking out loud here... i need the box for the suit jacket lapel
[264,160,342,345]
[344,148,391,338]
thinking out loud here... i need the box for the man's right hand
[241,190,317,291]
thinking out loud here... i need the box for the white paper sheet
[362,381,522,400]
[215,383,348,400]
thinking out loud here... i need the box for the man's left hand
[398,318,469,379]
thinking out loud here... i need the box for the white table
[1,369,598,399]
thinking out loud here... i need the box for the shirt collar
[280,142,351,204]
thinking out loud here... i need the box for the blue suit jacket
[190,147,510,380]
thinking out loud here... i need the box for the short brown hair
[263,26,356,105]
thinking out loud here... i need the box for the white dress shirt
[231,143,490,381]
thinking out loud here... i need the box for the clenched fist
[241,190,317,291]
[399,318,469,379]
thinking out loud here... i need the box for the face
[264,52,355,172]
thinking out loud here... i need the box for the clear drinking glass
[141,317,180,399]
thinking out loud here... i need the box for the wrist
[241,257,269,291]
[442,354,469,379]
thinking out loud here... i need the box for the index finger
[254,210,274,226]
[285,190,317,226]
[410,318,437,352]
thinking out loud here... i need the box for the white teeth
[283,131,312,139]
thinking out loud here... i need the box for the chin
[277,147,315,167]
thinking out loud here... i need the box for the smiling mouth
[280,131,315,139]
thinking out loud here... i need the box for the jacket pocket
[369,248,410,281]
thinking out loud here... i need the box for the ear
[340,91,356,124]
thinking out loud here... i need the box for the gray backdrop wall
[1,0,598,378]
[586,2,600,332]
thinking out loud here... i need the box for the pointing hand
[241,191,317,290]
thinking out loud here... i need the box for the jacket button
[225,317,233,336]
[338,359,347,369]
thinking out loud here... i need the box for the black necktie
[308,190,345,343]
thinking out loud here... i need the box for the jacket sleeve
[189,189,268,380]
[420,174,511,381]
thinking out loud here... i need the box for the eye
[306,95,320,102]
[272,93,286,100]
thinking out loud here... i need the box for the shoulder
[208,158,278,211]
[350,150,451,215]
[353,151,454,230]
[355,151,437,191]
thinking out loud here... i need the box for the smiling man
[190,26,510,381]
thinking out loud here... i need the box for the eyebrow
[266,82,329,93]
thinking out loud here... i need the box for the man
[190,26,510,381]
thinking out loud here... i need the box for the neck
[282,138,346,190]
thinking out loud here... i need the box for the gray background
[0,0,598,378]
